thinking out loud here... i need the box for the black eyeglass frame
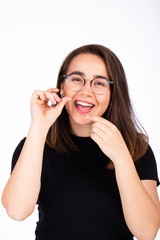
[62,73,113,95]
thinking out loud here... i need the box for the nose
[80,79,93,95]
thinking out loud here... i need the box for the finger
[91,125,105,140]
[92,121,109,134]
[45,88,59,93]
[55,97,72,114]
[87,115,115,129]
[44,91,61,105]
[50,93,61,104]
[31,90,60,107]
[91,131,103,146]
[32,90,46,102]
[87,115,108,124]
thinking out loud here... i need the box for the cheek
[63,85,74,98]
[97,91,111,108]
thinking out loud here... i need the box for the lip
[73,99,95,114]
[74,99,95,105]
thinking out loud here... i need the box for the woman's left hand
[87,116,131,164]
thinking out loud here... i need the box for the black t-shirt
[11,135,159,240]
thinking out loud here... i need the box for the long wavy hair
[46,44,148,169]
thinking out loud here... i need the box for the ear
[60,83,64,97]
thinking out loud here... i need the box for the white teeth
[76,101,93,107]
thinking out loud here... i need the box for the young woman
[2,44,160,240]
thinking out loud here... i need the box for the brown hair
[46,44,148,169]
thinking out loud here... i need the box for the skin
[2,53,160,240]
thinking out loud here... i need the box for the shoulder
[11,138,26,172]
[12,137,26,159]
[136,145,156,169]
[135,145,160,186]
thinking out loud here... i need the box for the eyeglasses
[63,72,113,95]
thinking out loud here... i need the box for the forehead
[67,53,108,78]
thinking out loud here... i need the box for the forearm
[2,123,49,220]
[115,154,160,240]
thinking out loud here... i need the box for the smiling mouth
[75,101,94,107]
[74,101,95,114]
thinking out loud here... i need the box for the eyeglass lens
[67,74,111,95]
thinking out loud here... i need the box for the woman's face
[61,53,111,134]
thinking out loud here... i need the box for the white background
[0,0,159,239]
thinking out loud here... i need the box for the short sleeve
[11,138,26,173]
[135,145,160,186]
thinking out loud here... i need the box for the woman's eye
[72,77,82,82]
[73,78,80,81]
[95,81,104,86]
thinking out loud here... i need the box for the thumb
[55,96,72,114]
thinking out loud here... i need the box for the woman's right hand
[30,88,71,129]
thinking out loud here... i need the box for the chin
[69,115,92,126]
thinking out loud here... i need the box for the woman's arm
[88,115,160,240]
[1,123,48,221]
[1,89,71,221]
[115,154,160,240]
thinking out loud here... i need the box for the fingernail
[51,99,56,105]
[56,96,61,102]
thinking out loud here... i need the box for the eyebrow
[68,71,109,80]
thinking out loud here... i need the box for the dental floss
[70,99,89,117]
[51,95,89,117]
